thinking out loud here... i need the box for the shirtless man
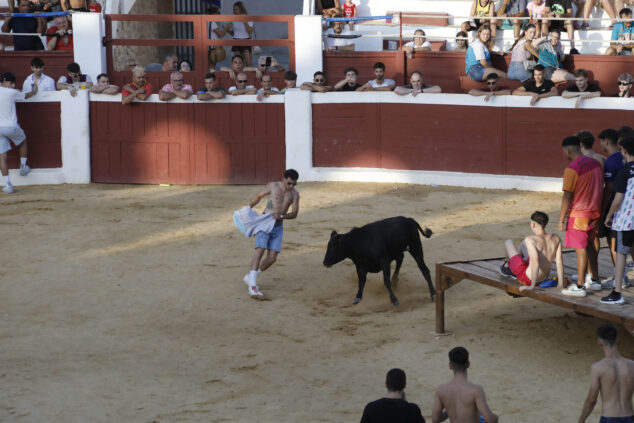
[243,169,300,298]
[500,211,565,290]
[431,346,498,423]
[578,324,634,423]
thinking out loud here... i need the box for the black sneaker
[580,23,590,31]
[569,48,580,55]
[500,261,515,278]
[600,290,625,305]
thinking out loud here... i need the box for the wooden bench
[435,248,634,337]
[386,11,450,27]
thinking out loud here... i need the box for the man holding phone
[257,55,285,72]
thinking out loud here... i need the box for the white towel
[233,206,276,238]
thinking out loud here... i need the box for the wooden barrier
[0,51,74,89]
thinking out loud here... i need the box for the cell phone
[265,56,272,67]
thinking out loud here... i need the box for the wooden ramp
[435,248,634,336]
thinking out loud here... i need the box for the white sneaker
[248,284,264,299]
[585,279,602,291]
[2,185,14,194]
[19,164,31,176]
[562,284,587,297]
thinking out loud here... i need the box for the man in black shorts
[360,368,426,423]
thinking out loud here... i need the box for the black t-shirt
[522,79,555,94]
[566,82,600,92]
[360,398,426,423]
[612,92,631,97]
[613,162,634,194]
[339,83,362,91]
[9,17,44,51]
[546,0,572,13]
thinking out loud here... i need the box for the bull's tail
[412,219,433,238]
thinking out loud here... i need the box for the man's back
[526,233,561,280]
[436,379,484,423]
[595,356,634,417]
[360,397,425,423]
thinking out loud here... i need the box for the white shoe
[562,284,587,297]
[571,273,592,284]
[19,164,31,176]
[2,185,14,194]
[248,284,264,299]
[585,279,602,291]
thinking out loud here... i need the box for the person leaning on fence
[465,26,507,81]
[159,71,193,101]
[46,15,73,51]
[57,62,93,97]
[357,62,396,92]
[334,67,362,91]
[612,73,633,97]
[469,73,511,101]
[256,74,280,102]
[512,64,558,105]
[531,29,574,83]
[145,54,179,73]
[228,72,256,96]
[300,71,332,92]
[453,31,469,52]
[23,57,56,92]
[402,29,432,55]
[359,368,426,423]
[121,66,153,105]
[219,54,262,81]
[257,55,285,73]
[197,72,226,101]
[324,21,355,52]
[89,73,120,95]
[605,8,634,56]
[1,0,45,51]
[280,71,297,94]
[507,24,540,82]
[562,69,601,108]
[395,71,441,96]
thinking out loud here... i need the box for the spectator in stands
[126,59,138,71]
[357,62,396,91]
[527,0,549,37]
[197,72,226,101]
[334,67,362,91]
[146,54,179,73]
[61,0,89,11]
[562,69,601,108]
[256,74,280,101]
[432,347,499,423]
[613,73,633,97]
[360,368,426,423]
[532,29,574,83]
[1,0,45,51]
[512,64,558,105]
[342,0,356,31]
[499,0,528,40]
[206,5,228,71]
[316,0,342,17]
[225,1,254,66]
[300,71,332,92]
[508,24,539,82]
[615,0,634,17]
[228,72,256,95]
[257,56,286,73]
[22,57,55,92]
[395,71,441,96]
[121,66,153,105]
[465,26,507,81]
[57,62,93,97]
[280,71,297,93]
[179,60,192,72]
[0,72,37,194]
[324,21,356,52]
[89,73,120,95]
[219,54,262,81]
[46,15,73,51]
[605,8,634,56]
[159,71,193,101]
[581,0,616,30]
[453,31,469,51]
[469,0,497,39]
[402,29,432,56]
[545,0,578,53]
[469,73,511,101]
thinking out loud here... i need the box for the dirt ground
[1,182,632,423]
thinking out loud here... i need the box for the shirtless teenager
[500,211,565,290]
[578,324,634,423]
[432,347,498,423]
[243,169,300,298]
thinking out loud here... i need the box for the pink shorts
[509,254,531,286]
[564,216,598,249]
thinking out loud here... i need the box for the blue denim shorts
[254,221,283,252]
[508,61,532,82]
[599,415,634,423]
[467,64,486,81]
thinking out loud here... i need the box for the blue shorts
[599,416,634,423]
[467,64,486,81]
[254,221,283,252]
[507,61,532,82]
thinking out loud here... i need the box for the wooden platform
[435,248,634,336]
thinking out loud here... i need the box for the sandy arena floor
[1,182,632,423]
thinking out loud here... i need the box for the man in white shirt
[324,21,355,51]
[402,29,432,54]
[22,57,56,93]
[1,72,38,194]
[358,62,396,91]
[229,72,257,95]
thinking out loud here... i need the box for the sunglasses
[237,79,248,83]
[172,79,184,82]
[619,81,631,86]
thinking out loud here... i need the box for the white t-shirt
[368,79,395,88]
[470,39,488,61]
[324,27,354,49]
[0,86,26,127]
[22,73,56,92]
[228,85,255,92]
[232,21,253,39]
[57,74,93,88]
[256,87,280,94]
[404,40,432,49]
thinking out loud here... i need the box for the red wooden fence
[0,51,74,90]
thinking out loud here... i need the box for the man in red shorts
[501,211,565,290]
[558,135,604,297]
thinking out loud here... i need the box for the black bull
[323,216,435,306]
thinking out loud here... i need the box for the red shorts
[509,254,531,285]
[564,216,598,249]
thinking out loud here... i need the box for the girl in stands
[508,24,539,81]
[465,26,507,81]
[226,1,254,66]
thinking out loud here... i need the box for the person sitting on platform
[145,54,179,73]
[612,73,633,98]
[531,29,574,83]
[605,8,634,56]
[256,74,280,101]
[468,73,511,101]
[512,64,558,106]
[357,62,396,91]
[228,72,256,96]
[360,368,426,423]
[257,55,286,73]
[394,71,441,96]
[469,0,497,39]
[499,0,528,40]
[324,21,355,52]
[453,31,469,52]
[121,66,153,105]
[402,29,432,55]
[545,0,578,54]
[219,54,262,81]
[334,67,362,91]
[61,0,90,11]
[562,69,601,108]
[299,71,332,92]
[580,0,616,31]
[280,71,297,94]
[57,62,93,97]
[159,71,193,101]
[46,15,73,51]
[507,24,540,82]
[465,26,507,82]
[196,72,226,101]
[22,57,56,92]
[500,211,565,290]
[2,0,45,51]
[89,73,120,95]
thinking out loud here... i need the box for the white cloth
[404,40,431,49]
[256,87,279,94]
[233,206,276,237]
[368,79,395,88]
[324,27,354,49]
[0,87,25,127]
[232,21,253,39]
[22,73,56,92]
[228,85,255,92]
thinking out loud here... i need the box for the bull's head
[323,231,346,268]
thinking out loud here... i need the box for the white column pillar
[60,90,91,183]
[284,89,314,180]
[72,12,106,81]
[294,15,323,85]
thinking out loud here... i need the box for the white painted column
[60,90,91,183]
[72,12,107,82]
[284,88,314,180]
[294,15,323,85]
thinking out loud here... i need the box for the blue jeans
[599,416,634,423]
[467,64,486,81]
[508,61,532,82]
